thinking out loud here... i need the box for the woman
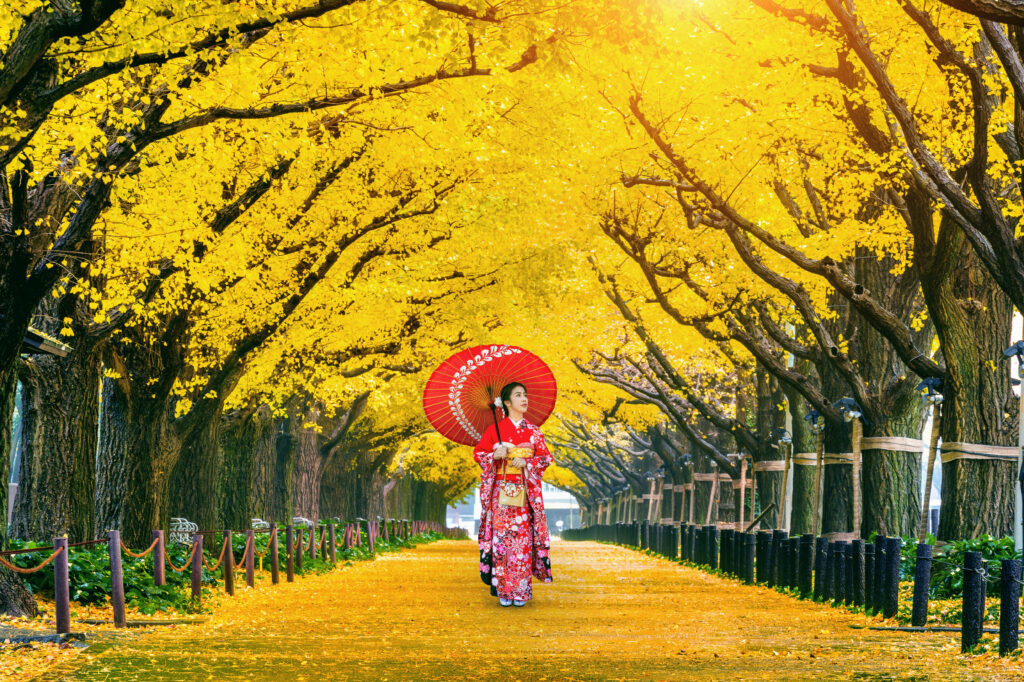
[473,381,553,606]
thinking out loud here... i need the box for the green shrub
[874,533,1020,600]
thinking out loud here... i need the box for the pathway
[38,541,1020,680]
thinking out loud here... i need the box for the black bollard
[834,541,848,606]
[962,551,984,653]
[815,540,831,598]
[789,537,800,589]
[843,540,851,602]
[736,531,745,577]
[883,537,902,619]
[813,536,827,601]
[864,542,875,612]
[743,533,756,584]
[777,534,792,590]
[1000,559,1021,657]
[873,535,888,614]
[721,529,734,575]
[911,543,932,627]
[851,540,865,606]
[688,525,697,562]
[844,542,854,605]
[756,531,772,584]
[799,534,814,597]
[708,526,719,570]
[770,530,787,588]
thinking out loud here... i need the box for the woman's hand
[493,445,509,460]
[510,457,527,469]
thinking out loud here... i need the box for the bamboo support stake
[749,457,757,530]
[778,441,791,530]
[704,469,719,527]
[852,418,863,539]
[738,458,747,531]
[920,404,942,542]
[812,419,825,536]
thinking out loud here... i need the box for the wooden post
[382,518,390,542]
[309,523,317,561]
[329,524,337,562]
[368,520,376,554]
[285,525,295,582]
[191,534,203,602]
[344,523,353,550]
[245,529,255,588]
[53,537,70,635]
[295,528,304,573]
[224,531,235,596]
[152,530,166,586]
[270,524,280,585]
[108,530,127,628]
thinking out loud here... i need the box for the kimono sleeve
[527,427,553,477]
[473,425,498,469]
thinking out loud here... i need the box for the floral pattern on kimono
[473,417,553,600]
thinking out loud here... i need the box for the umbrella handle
[492,404,504,445]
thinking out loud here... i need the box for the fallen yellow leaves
[6,540,1018,680]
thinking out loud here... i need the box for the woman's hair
[499,382,527,417]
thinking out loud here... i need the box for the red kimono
[473,417,553,601]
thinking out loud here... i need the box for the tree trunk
[11,338,102,542]
[170,415,222,530]
[916,214,1016,539]
[218,406,276,529]
[94,375,182,546]
[785,383,816,534]
[852,248,928,538]
[291,427,324,520]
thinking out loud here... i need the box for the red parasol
[422,344,557,446]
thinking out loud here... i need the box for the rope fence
[0,546,64,574]
[565,521,1024,658]
[119,537,160,559]
[3,519,448,636]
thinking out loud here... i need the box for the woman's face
[507,386,528,415]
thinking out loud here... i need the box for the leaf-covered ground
[29,541,1024,680]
